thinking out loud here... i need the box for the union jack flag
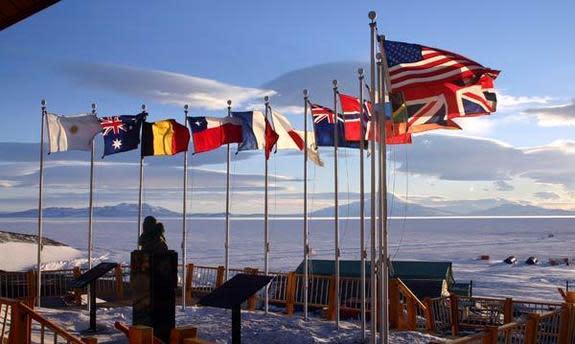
[310,103,357,148]
[100,116,126,136]
[384,40,500,92]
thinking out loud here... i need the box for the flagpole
[264,96,270,314]
[87,103,96,313]
[182,104,189,310]
[303,89,310,321]
[368,10,378,344]
[358,68,367,341]
[137,104,146,247]
[36,99,46,307]
[332,79,340,329]
[225,100,232,281]
[88,103,96,271]
[378,36,391,344]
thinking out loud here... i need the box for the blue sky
[1,0,575,213]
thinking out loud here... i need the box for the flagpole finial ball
[368,11,377,20]
[227,100,232,106]
[332,80,337,87]
[184,104,189,110]
[264,96,269,102]
[141,104,146,111]
[358,68,364,75]
[91,103,96,110]
[303,89,308,96]
[376,52,383,61]
[41,99,46,106]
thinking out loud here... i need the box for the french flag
[232,111,278,159]
[187,116,243,154]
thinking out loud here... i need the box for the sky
[1,0,575,214]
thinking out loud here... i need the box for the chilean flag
[187,116,243,154]
[232,111,279,160]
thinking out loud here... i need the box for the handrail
[19,302,91,343]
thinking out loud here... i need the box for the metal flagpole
[87,103,96,313]
[378,35,392,344]
[303,89,310,321]
[358,68,367,341]
[37,99,46,307]
[137,104,146,246]
[264,96,270,314]
[332,79,340,329]
[225,100,232,281]
[368,10,378,344]
[182,104,189,310]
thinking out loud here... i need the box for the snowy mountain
[0,203,180,218]
[467,203,575,216]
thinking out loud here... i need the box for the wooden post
[9,302,28,344]
[326,275,337,321]
[482,325,497,344]
[129,325,154,344]
[558,303,571,344]
[406,297,417,331]
[524,313,540,344]
[185,264,194,304]
[72,267,82,306]
[503,297,513,323]
[26,270,37,302]
[115,265,124,300]
[388,279,400,329]
[244,268,259,311]
[449,293,459,337]
[82,337,98,344]
[285,272,296,315]
[215,266,225,288]
[423,298,435,333]
[170,326,198,344]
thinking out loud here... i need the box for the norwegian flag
[338,93,364,142]
[310,103,358,148]
[384,40,500,92]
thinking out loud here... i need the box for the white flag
[45,113,102,153]
[295,130,324,167]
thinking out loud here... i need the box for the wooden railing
[0,297,96,344]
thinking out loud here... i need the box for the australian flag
[310,103,359,149]
[100,113,143,157]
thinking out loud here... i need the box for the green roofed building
[294,259,470,299]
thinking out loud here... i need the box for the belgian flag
[141,119,190,157]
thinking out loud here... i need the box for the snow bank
[0,242,82,271]
[39,306,445,343]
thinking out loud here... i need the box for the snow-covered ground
[2,217,574,300]
[39,306,445,344]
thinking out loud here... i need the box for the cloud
[494,180,514,192]
[497,93,551,111]
[392,134,575,190]
[533,191,560,200]
[523,99,575,127]
[63,63,275,110]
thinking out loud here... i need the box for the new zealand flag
[100,113,143,157]
[310,103,359,149]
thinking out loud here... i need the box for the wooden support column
[423,298,435,333]
[285,272,296,315]
[558,303,572,344]
[244,267,259,311]
[115,265,124,300]
[9,301,29,344]
[185,264,194,304]
[215,266,225,288]
[482,325,498,344]
[388,279,400,329]
[326,275,337,321]
[524,313,540,344]
[82,337,98,344]
[503,297,513,324]
[73,267,82,305]
[129,325,154,344]
[449,293,460,337]
[26,270,37,302]
[406,297,417,331]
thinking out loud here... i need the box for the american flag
[384,40,499,92]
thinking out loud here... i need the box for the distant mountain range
[2,199,575,218]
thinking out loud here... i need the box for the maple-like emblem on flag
[384,40,499,133]
[100,114,143,157]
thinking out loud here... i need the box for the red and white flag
[187,116,243,154]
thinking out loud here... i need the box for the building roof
[0,0,60,31]
[294,259,455,285]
